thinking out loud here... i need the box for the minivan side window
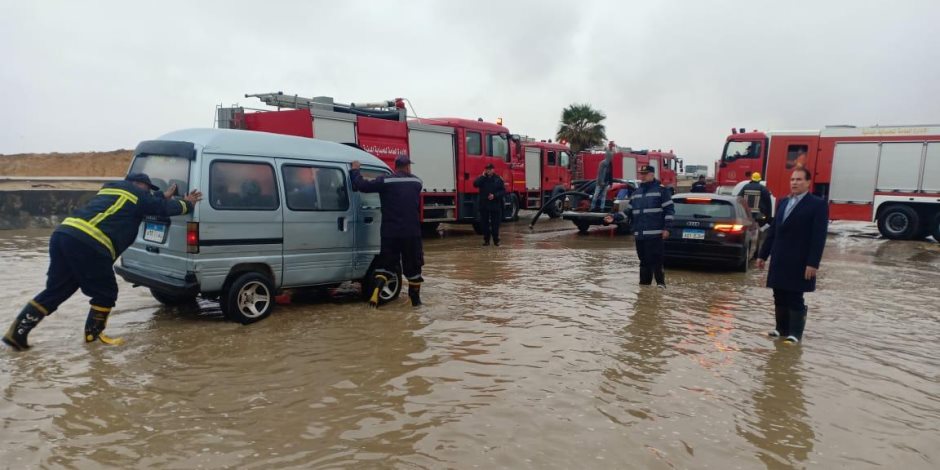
[466,132,482,156]
[209,161,279,211]
[283,165,350,211]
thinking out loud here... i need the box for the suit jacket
[758,193,829,292]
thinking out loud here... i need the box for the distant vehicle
[115,128,400,324]
[664,193,758,272]
[685,164,709,177]
[561,179,637,234]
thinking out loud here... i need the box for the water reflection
[740,342,814,469]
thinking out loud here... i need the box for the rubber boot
[369,275,388,309]
[639,267,653,285]
[408,284,422,307]
[654,267,666,287]
[769,302,789,338]
[3,302,47,351]
[785,306,807,343]
[84,306,124,346]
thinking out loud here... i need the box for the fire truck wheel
[930,212,940,243]
[546,187,565,218]
[504,195,520,222]
[877,205,920,240]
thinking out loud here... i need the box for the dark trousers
[773,289,807,340]
[377,236,424,283]
[635,237,665,285]
[479,209,501,243]
[33,232,118,314]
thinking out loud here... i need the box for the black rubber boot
[3,302,47,351]
[639,267,653,285]
[84,307,123,345]
[408,284,422,307]
[368,275,388,309]
[654,267,666,287]
[786,306,807,342]
[770,303,789,338]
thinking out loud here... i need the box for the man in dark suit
[756,167,828,344]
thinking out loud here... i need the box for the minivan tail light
[186,222,200,253]
[713,223,744,233]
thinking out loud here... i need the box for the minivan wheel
[221,272,275,324]
[150,289,197,306]
[361,265,403,305]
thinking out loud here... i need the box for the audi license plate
[143,222,167,243]
[682,228,705,240]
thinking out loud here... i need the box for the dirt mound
[0,150,133,177]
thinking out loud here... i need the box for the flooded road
[1,217,938,469]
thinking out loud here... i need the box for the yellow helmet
[751,172,762,182]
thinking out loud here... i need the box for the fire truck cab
[515,139,572,218]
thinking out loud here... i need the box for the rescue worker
[350,155,424,307]
[738,172,773,225]
[472,163,506,246]
[604,165,674,288]
[590,146,614,211]
[3,173,202,351]
[690,175,708,193]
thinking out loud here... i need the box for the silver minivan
[115,128,401,323]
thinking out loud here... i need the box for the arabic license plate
[143,222,167,243]
[682,229,705,240]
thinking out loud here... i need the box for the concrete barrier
[0,190,97,230]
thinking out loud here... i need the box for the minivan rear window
[674,197,735,218]
[130,155,190,194]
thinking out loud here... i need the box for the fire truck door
[765,137,819,197]
[621,156,637,181]
[524,147,541,191]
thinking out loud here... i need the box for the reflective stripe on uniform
[661,200,674,207]
[61,217,116,259]
[178,200,188,214]
[643,207,662,213]
[90,305,112,313]
[642,229,663,235]
[29,300,49,315]
[97,188,139,204]
[665,215,675,220]
[88,193,133,226]
[384,177,423,184]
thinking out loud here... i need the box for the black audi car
[664,193,759,272]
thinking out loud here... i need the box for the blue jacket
[614,179,674,239]
[55,180,193,260]
[350,168,423,238]
[758,193,828,292]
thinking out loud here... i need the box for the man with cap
[690,175,708,193]
[604,165,674,287]
[472,163,506,246]
[738,172,773,226]
[350,155,425,307]
[3,173,203,351]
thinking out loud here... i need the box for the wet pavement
[1,216,938,469]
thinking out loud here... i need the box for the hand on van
[183,189,203,204]
[351,160,361,170]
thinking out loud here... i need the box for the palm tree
[556,104,607,154]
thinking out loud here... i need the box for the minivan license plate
[144,222,167,243]
[682,229,705,240]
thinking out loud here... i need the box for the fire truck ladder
[244,92,406,120]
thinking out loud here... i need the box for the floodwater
[1,217,938,469]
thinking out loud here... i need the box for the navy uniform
[472,163,506,246]
[737,173,773,225]
[690,177,708,193]
[610,166,674,287]
[350,155,425,307]
[3,173,198,351]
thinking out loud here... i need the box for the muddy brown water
[1,217,938,469]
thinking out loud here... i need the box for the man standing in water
[757,167,828,344]
[473,163,506,246]
[604,165,674,288]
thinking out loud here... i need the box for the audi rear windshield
[674,198,735,218]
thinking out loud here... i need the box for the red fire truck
[717,125,940,240]
[575,145,681,192]
[514,139,573,218]
[217,92,550,231]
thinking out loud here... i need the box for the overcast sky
[1,0,938,167]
